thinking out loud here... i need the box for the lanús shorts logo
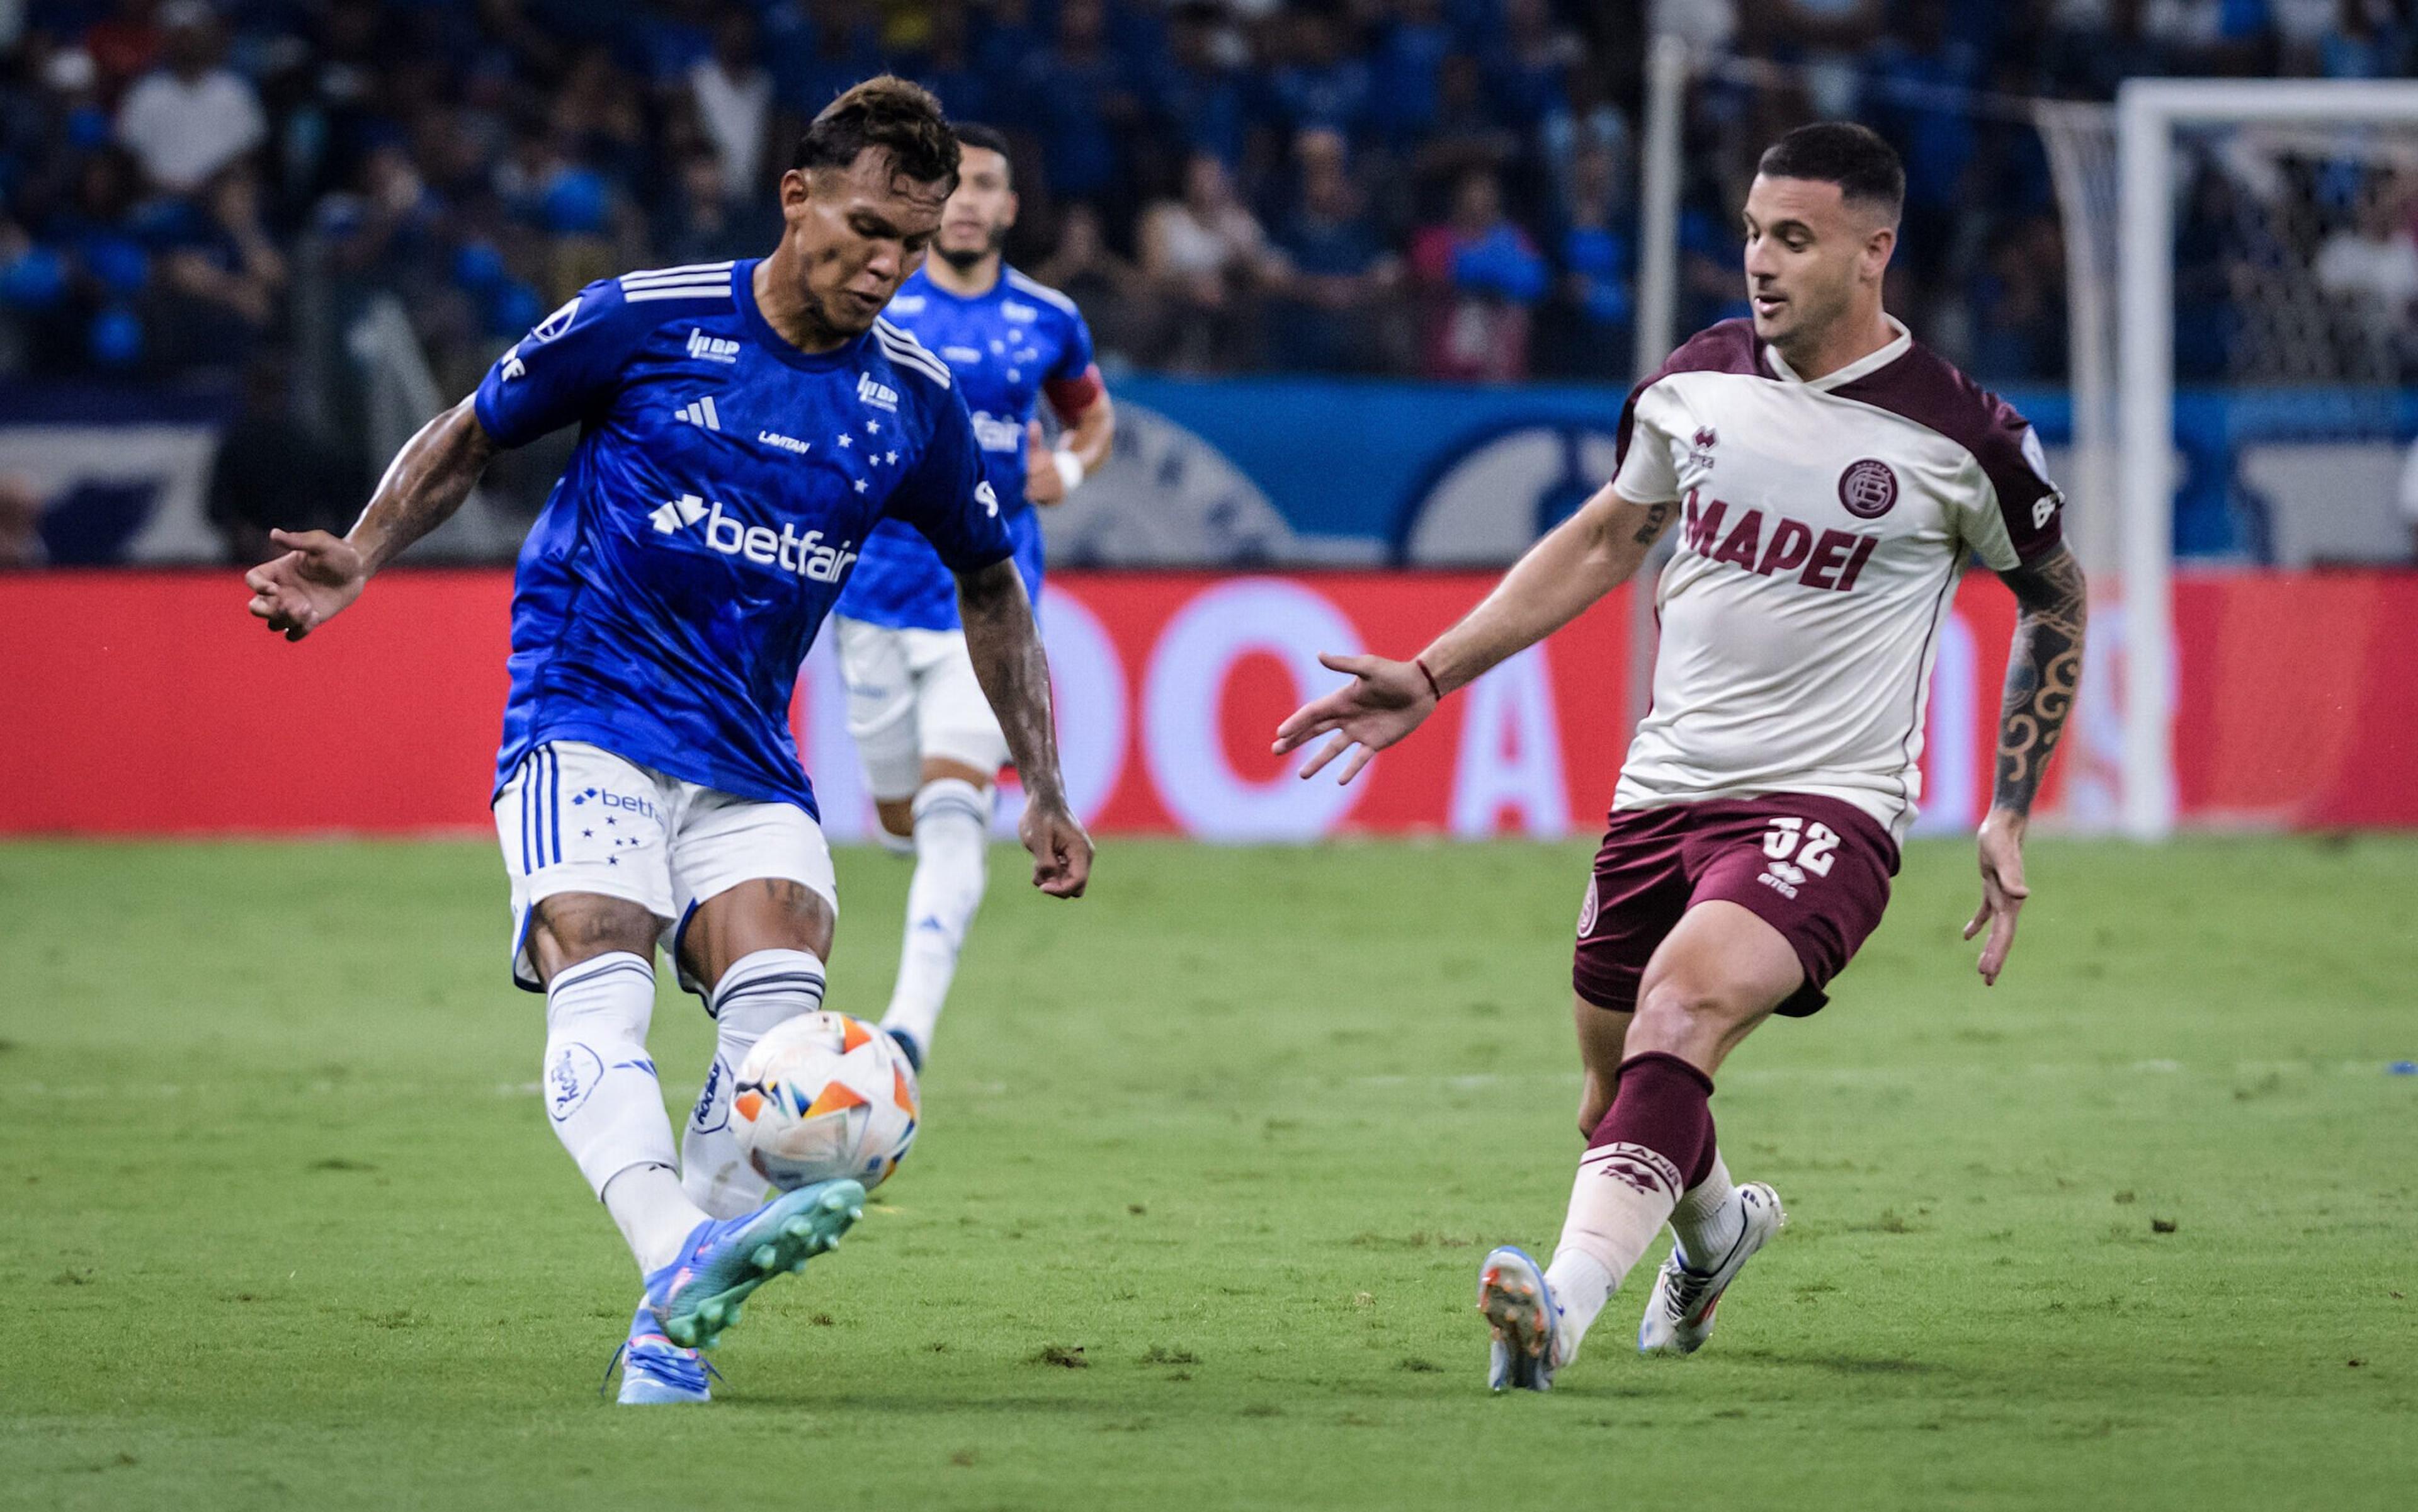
[1576,877,1599,938]
[1838,458,1899,518]
[1692,426,1717,452]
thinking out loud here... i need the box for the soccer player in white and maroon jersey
[1274,123,2087,1391]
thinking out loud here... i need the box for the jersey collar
[734,257,868,372]
[1761,315,1912,392]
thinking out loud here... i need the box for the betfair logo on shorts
[650,492,858,582]
[569,786,659,822]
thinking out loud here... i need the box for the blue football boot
[646,1178,865,1350]
[610,1300,713,1405]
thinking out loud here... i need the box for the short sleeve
[888,384,1016,573]
[1956,405,2065,570]
[473,282,647,449]
[1611,380,1683,506]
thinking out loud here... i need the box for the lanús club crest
[1837,457,1899,519]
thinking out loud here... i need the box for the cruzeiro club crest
[1837,458,1899,519]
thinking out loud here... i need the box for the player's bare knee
[875,800,916,839]
[530,894,659,981]
[1628,977,1753,1059]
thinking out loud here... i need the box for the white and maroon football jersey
[1609,317,2064,841]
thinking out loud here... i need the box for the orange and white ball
[731,1011,920,1191]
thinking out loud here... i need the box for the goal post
[2114,77,2418,840]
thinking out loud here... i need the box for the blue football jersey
[473,258,1012,816]
[834,264,1098,631]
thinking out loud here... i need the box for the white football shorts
[832,617,1011,802]
[492,739,837,991]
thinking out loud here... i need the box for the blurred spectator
[1267,127,1405,372]
[1150,1,1249,171]
[1412,167,1546,382]
[687,8,774,202]
[153,162,284,374]
[1485,0,1582,134]
[1370,0,1453,149]
[1540,142,1632,380]
[2397,432,2418,561]
[1016,0,1144,213]
[1140,151,1274,371]
[113,1,263,195]
[1029,200,1150,364]
[1265,6,1373,142]
[2314,174,2418,373]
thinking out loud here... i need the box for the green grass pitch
[2,834,2412,1509]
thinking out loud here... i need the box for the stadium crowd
[0,0,2414,411]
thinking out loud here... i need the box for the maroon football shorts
[1571,793,1899,1019]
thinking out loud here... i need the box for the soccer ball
[730,1012,919,1191]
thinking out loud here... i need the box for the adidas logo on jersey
[674,396,722,430]
[686,328,741,364]
[857,372,899,411]
[650,494,857,582]
[1000,300,1038,323]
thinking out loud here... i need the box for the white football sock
[877,778,990,1059]
[1667,1149,1745,1268]
[681,948,827,1220]
[541,952,707,1273]
[1545,1141,1686,1359]
[603,1162,706,1275]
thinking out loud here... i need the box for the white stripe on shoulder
[874,319,953,385]
[1004,268,1079,314]
[625,285,735,302]
[621,261,736,287]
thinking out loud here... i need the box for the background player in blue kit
[242,79,1091,1405]
[831,124,1116,1072]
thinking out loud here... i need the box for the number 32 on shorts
[1760,816,1839,890]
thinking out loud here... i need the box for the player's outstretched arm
[956,557,1093,899]
[1273,481,1676,785]
[1968,542,2087,985]
[244,397,498,641]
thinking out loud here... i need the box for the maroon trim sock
[1586,1051,1716,1198]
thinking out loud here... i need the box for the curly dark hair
[792,76,960,191]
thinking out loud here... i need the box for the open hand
[245,529,368,641]
[1964,807,2030,986]
[1020,798,1093,898]
[1271,652,1436,786]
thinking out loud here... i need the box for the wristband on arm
[1050,448,1085,496]
[1414,656,1444,701]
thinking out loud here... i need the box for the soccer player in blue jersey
[243,79,1091,1404]
[831,124,1114,1072]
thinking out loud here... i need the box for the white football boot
[1637,1180,1785,1355]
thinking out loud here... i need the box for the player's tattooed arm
[957,557,1093,897]
[1966,541,2085,986]
[1990,542,2087,817]
[244,397,498,640]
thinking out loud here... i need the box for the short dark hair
[792,76,960,191]
[1756,122,1904,220]
[951,123,1013,185]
